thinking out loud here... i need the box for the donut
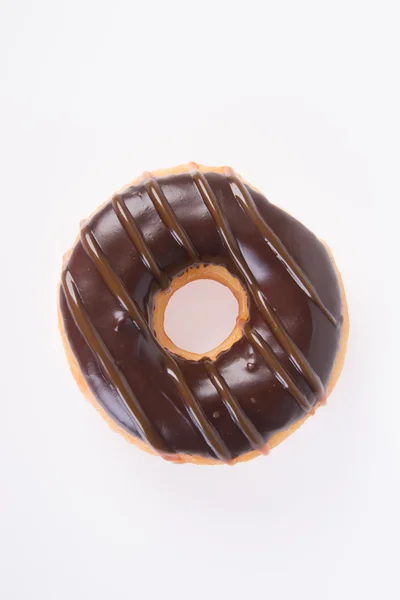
[59,163,349,465]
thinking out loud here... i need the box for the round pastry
[59,163,349,465]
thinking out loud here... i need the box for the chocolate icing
[60,170,343,461]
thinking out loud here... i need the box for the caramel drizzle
[192,170,324,402]
[112,194,169,289]
[226,174,338,327]
[243,324,311,412]
[204,360,264,449]
[77,226,232,462]
[144,176,199,261]
[61,270,170,454]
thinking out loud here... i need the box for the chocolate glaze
[60,170,343,461]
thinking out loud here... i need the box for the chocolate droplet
[114,311,127,332]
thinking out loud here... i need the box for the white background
[1,1,399,599]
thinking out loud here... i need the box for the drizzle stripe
[192,170,323,400]
[61,270,170,453]
[204,360,264,449]
[244,324,312,412]
[227,175,337,326]
[112,194,169,289]
[80,227,232,462]
[145,177,199,261]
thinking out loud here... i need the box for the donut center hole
[164,280,239,354]
[153,264,249,361]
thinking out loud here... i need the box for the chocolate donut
[59,163,348,465]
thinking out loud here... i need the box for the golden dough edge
[58,162,350,466]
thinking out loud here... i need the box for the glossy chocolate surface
[60,170,343,461]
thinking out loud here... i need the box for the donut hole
[153,264,249,361]
[164,280,238,355]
